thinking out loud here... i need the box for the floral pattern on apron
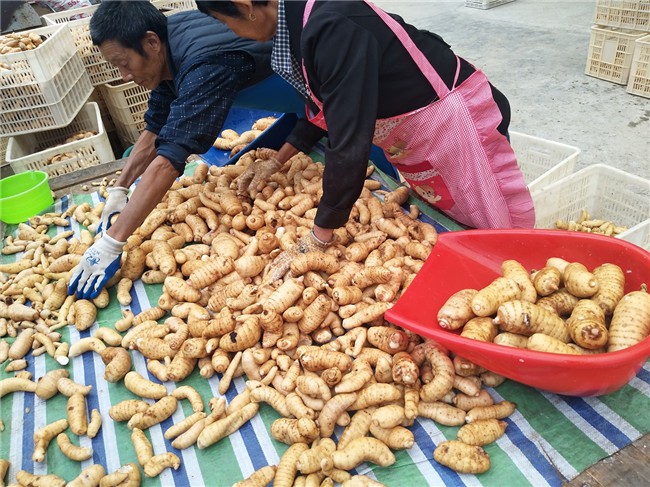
[301,0,535,229]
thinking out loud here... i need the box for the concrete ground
[375,0,650,180]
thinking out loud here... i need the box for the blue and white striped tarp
[1,183,649,487]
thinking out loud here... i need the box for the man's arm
[106,155,179,242]
[114,129,158,188]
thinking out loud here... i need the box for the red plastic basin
[385,229,650,397]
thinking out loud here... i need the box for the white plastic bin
[6,102,115,179]
[510,131,580,193]
[531,164,650,250]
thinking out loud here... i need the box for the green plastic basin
[0,171,54,224]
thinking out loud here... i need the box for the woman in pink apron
[197,0,535,243]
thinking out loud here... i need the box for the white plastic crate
[465,0,515,9]
[510,131,580,193]
[0,25,77,86]
[6,102,115,179]
[627,34,650,97]
[0,64,92,137]
[531,164,650,250]
[0,137,6,167]
[151,0,197,13]
[585,25,648,84]
[99,80,150,126]
[88,87,115,132]
[42,4,122,86]
[0,51,83,114]
[593,1,650,31]
[113,119,147,147]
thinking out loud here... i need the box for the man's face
[99,35,166,90]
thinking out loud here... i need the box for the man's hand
[68,235,125,299]
[264,229,332,283]
[97,186,129,234]
[236,156,282,196]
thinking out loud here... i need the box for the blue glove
[68,234,125,299]
[97,186,129,234]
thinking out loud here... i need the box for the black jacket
[283,0,510,229]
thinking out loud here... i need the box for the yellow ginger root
[57,377,92,397]
[417,401,466,426]
[437,289,478,330]
[131,428,154,466]
[297,438,336,474]
[109,400,151,422]
[33,418,68,462]
[592,263,625,315]
[494,300,570,342]
[271,417,320,444]
[233,465,277,487]
[124,371,167,399]
[297,294,332,334]
[101,347,132,383]
[35,369,69,400]
[335,359,373,393]
[68,337,106,358]
[501,259,537,303]
[367,326,409,354]
[219,315,262,352]
[198,402,259,449]
[274,443,309,487]
[532,266,562,297]
[493,331,530,348]
[349,383,401,411]
[563,262,600,298]
[67,393,88,436]
[318,392,358,438]
[67,464,106,487]
[16,471,66,487]
[466,400,517,423]
[87,409,102,439]
[8,328,35,360]
[341,302,392,330]
[460,317,498,343]
[165,412,206,440]
[457,419,508,446]
[567,299,608,349]
[56,432,93,461]
[369,423,415,450]
[73,299,97,331]
[289,251,340,277]
[144,452,181,477]
[171,385,204,413]
[433,440,490,474]
[607,290,650,351]
[419,344,454,402]
[164,276,201,303]
[471,277,522,317]
[127,396,178,430]
[298,346,352,373]
[391,351,419,385]
[453,389,494,411]
[248,380,292,417]
[332,437,396,470]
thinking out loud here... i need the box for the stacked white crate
[0,24,93,137]
[586,1,650,89]
[43,0,195,149]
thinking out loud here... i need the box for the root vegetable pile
[0,150,520,484]
[438,258,649,354]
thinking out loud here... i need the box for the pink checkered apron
[301,0,535,229]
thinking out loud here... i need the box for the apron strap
[362,0,453,96]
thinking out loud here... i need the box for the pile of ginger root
[0,149,517,486]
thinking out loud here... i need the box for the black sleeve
[285,118,327,154]
[302,14,380,229]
